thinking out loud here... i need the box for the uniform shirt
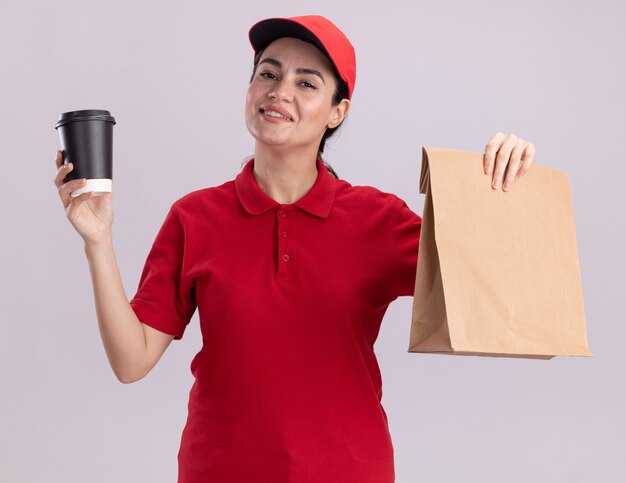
[129,158,422,483]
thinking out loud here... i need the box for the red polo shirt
[130,158,422,483]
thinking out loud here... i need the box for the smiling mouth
[259,108,292,121]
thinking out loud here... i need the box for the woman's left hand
[483,132,535,192]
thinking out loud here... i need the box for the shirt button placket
[276,206,293,277]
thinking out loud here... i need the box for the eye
[259,71,278,80]
[299,81,317,89]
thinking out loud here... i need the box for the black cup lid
[55,109,116,129]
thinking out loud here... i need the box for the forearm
[84,236,147,383]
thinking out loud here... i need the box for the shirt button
[279,209,287,218]
[282,254,290,262]
[281,231,288,238]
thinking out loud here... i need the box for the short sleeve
[129,206,196,340]
[389,196,422,298]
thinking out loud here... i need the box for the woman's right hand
[54,150,114,244]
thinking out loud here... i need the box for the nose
[269,78,294,102]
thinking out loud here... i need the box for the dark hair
[250,47,349,179]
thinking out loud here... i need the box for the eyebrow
[259,58,326,84]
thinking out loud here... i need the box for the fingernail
[485,166,492,175]
[503,182,511,191]
[492,179,501,189]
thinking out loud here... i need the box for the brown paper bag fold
[409,146,592,359]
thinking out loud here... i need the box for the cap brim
[249,18,331,59]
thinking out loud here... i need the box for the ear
[327,99,351,129]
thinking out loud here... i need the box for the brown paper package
[409,147,592,359]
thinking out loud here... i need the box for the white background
[1,0,624,481]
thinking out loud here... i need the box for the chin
[247,126,291,148]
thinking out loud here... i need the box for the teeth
[265,110,290,120]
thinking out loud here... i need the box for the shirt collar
[235,158,336,219]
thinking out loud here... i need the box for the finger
[502,141,526,191]
[492,134,518,189]
[517,142,535,177]
[54,161,74,188]
[66,191,96,221]
[59,178,87,207]
[483,132,505,175]
[54,150,64,169]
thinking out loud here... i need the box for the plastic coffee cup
[55,109,116,197]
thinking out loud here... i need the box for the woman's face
[245,37,349,153]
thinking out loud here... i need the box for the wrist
[84,231,114,254]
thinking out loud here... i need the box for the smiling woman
[53,13,536,483]
[245,36,351,183]
[249,45,351,175]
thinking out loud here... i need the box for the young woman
[53,15,535,483]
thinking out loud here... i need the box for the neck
[252,143,320,204]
